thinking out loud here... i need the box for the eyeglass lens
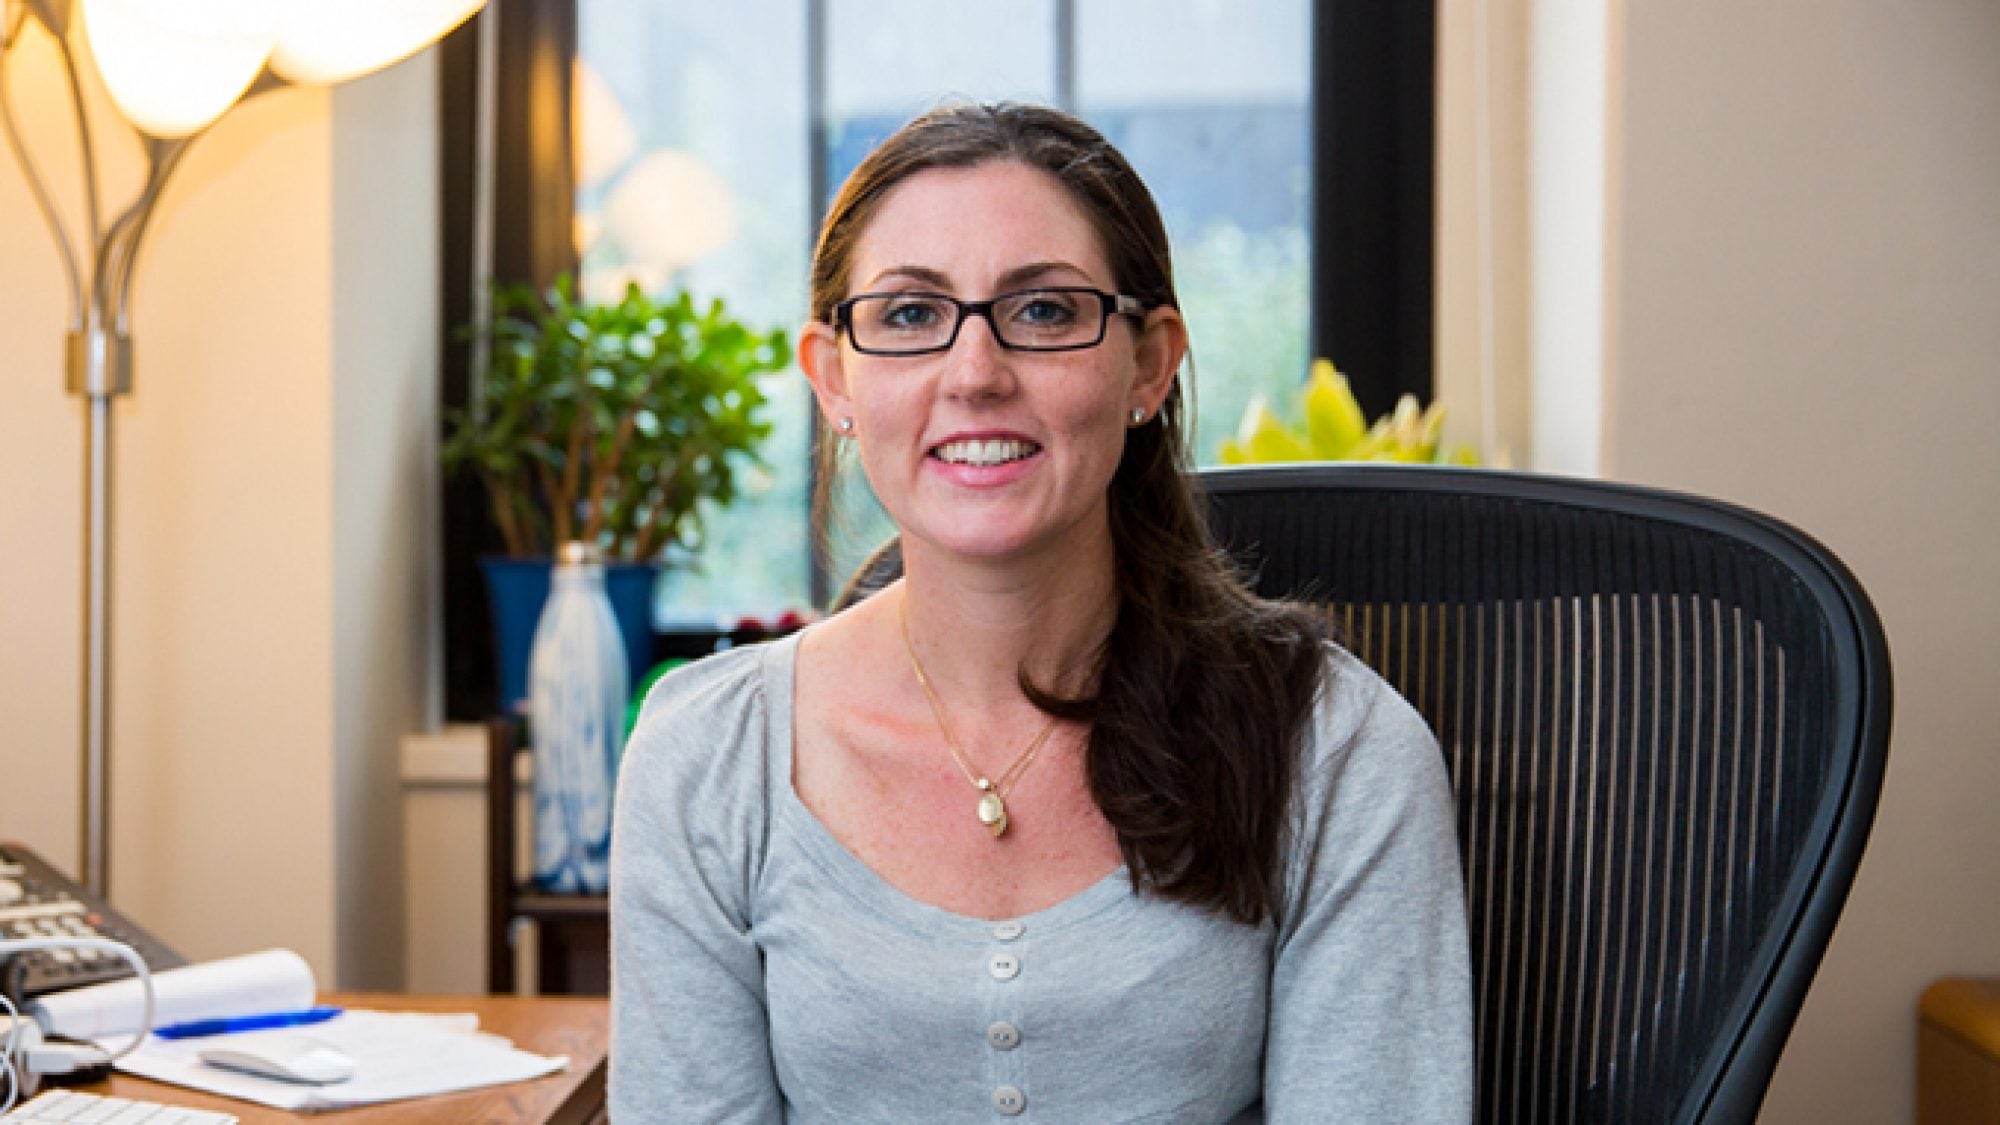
[846,289,1108,353]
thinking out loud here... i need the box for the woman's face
[800,159,1185,569]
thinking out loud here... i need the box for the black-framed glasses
[834,286,1146,356]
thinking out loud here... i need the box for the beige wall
[1603,3,2000,1122]
[331,55,443,991]
[1436,0,1532,468]
[0,22,439,989]
[1436,0,1612,477]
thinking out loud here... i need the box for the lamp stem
[79,366,115,897]
[0,11,85,331]
[3,2,145,897]
[51,28,101,249]
[72,300,132,901]
[69,194,142,903]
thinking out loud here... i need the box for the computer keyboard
[1,1090,238,1123]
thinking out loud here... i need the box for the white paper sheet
[31,949,315,1040]
[104,1009,568,1111]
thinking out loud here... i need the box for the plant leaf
[1302,359,1367,458]
[1235,400,1316,462]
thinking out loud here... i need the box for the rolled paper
[31,948,317,1041]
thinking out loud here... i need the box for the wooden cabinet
[1920,978,2000,1124]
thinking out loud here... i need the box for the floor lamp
[0,0,487,899]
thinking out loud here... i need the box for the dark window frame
[1313,0,1435,419]
[436,0,1433,719]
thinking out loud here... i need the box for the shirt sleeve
[1262,652,1475,1123]
[610,649,784,1123]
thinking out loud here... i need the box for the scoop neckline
[759,630,1135,941]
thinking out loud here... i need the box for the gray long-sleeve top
[610,631,1472,1122]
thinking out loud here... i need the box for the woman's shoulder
[636,637,784,720]
[1279,642,1461,918]
[630,640,782,741]
[618,635,795,806]
[1300,641,1449,800]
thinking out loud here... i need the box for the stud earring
[1129,407,1147,426]
[838,416,855,435]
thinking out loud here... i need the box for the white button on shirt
[992,920,1024,941]
[987,1021,1022,1050]
[992,1085,1027,1116]
[987,951,1020,981]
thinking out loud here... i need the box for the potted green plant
[444,277,790,710]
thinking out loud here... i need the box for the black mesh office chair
[840,463,1892,1124]
[1207,464,1891,1124]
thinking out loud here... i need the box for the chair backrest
[833,464,1892,1124]
[1197,464,1890,1125]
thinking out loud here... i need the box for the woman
[611,102,1471,1122]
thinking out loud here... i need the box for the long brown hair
[812,102,1326,926]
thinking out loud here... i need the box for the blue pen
[152,1005,344,1040]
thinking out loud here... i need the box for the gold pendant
[977,791,1009,838]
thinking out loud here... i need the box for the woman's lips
[926,434,1044,486]
[930,436,1041,466]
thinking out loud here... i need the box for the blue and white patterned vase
[527,541,630,893]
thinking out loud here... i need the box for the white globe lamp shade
[80,0,274,138]
[270,0,486,86]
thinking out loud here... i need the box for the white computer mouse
[198,1032,356,1084]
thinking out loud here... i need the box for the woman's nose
[939,310,1016,399]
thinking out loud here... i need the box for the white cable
[0,936,152,1059]
[2,989,22,1112]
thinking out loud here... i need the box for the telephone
[0,842,184,1004]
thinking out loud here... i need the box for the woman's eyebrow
[995,261,1093,290]
[860,261,1094,293]
[861,265,949,291]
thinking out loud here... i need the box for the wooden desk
[90,992,608,1124]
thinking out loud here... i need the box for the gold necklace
[899,597,1060,839]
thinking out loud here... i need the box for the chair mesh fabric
[1198,468,1884,1125]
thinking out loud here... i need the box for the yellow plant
[1218,359,1478,466]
